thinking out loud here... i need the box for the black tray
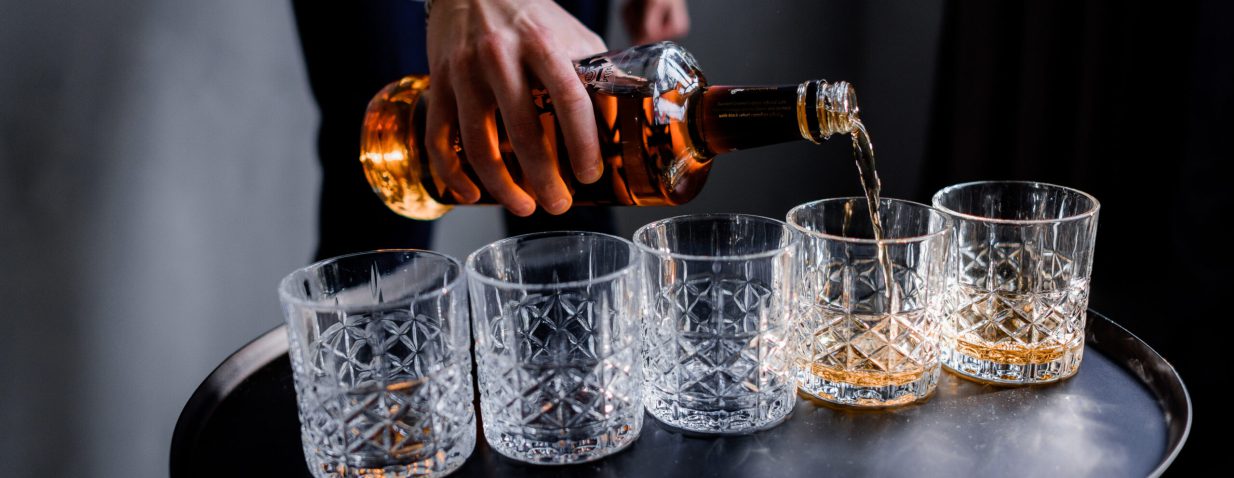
[171,310,1190,477]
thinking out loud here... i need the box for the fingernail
[513,202,535,217]
[547,197,570,215]
[580,167,601,183]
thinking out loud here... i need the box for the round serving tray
[171,310,1190,477]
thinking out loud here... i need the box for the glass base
[941,342,1084,385]
[644,387,794,435]
[483,417,642,465]
[303,433,474,478]
[795,366,939,408]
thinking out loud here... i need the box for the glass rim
[277,248,465,312]
[931,180,1101,225]
[786,197,952,245]
[465,230,640,291]
[633,213,800,262]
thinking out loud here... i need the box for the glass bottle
[360,41,859,220]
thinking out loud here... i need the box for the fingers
[621,0,650,44]
[525,36,603,185]
[424,0,618,216]
[641,6,661,43]
[623,0,690,43]
[566,26,608,57]
[666,0,690,38]
[452,58,537,216]
[484,42,573,216]
[424,73,481,204]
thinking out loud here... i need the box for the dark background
[921,3,1232,473]
[1,0,1226,475]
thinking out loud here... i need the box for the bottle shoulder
[577,41,706,98]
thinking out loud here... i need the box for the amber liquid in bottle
[400,83,714,208]
[359,42,859,220]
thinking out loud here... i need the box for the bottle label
[700,85,802,153]
[574,55,652,96]
[577,61,615,84]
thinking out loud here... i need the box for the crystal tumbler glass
[788,198,952,408]
[932,181,1100,384]
[466,232,643,464]
[634,214,797,434]
[279,250,475,478]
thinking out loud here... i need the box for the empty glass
[932,181,1100,384]
[467,232,643,464]
[635,214,797,434]
[279,250,475,478]
[788,198,952,408]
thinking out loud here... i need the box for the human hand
[622,0,690,45]
[425,0,607,216]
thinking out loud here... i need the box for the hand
[622,0,690,45]
[425,0,607,216]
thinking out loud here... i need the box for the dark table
[171,310,1189,477]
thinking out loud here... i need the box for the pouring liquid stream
[850,120,897,311]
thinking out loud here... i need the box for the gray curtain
[923,2,1231,471]
[0,1,317,475]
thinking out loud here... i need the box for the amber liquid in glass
[949,284,1086,367]
[800,307,931,390]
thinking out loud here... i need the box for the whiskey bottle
[360,41,859,220]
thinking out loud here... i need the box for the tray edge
[169,325,289,477]
[1086,310,1192,477]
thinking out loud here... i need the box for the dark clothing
[291,0,614,261]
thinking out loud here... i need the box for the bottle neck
[692,79,858,154]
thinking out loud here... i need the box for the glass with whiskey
[635,214,798,434]
[932,181,1100,384]
[788,198,952,408]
